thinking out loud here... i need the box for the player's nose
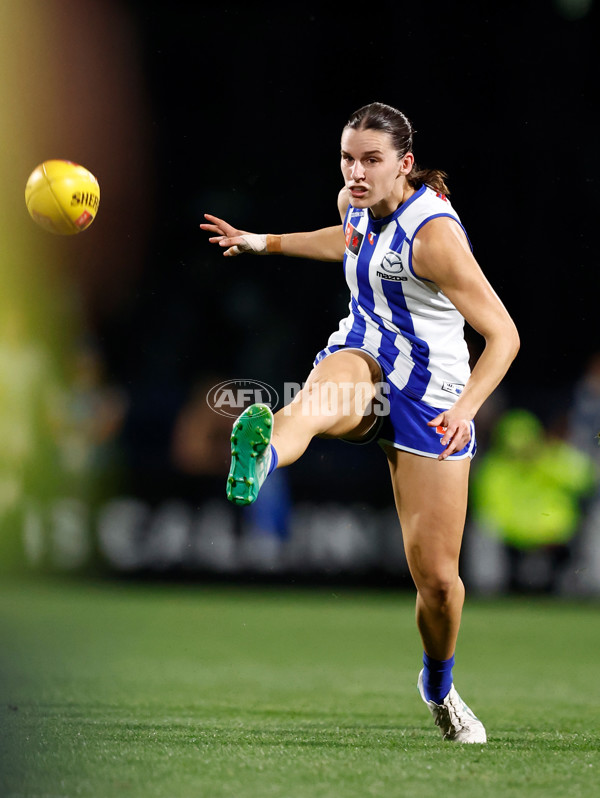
[350,160,365,181]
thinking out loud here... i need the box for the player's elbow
[497,320,520,366]
[507,322,520,362]
[484,317,520,365]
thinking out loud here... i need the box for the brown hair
[344,102,450,195]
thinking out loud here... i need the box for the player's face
[340,128,413,218]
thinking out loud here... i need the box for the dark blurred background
[1,0,599,590]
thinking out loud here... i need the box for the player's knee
[412,561,460,609]
[312,351,379,389]
[421,577,457,610]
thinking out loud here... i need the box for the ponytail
[407,166,450,195]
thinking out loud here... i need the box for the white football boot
[417,669,487,743]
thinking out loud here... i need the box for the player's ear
[398,152,414,176]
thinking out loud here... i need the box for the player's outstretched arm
[200,210,346,262]
[414,217,520,460]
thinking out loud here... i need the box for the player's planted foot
[417,669,487,743]
[227,403,274,506]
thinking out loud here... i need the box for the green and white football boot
[226,403,274,505]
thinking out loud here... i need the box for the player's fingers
[440,425,456,447]
[201,223,237,239]
[203,213,228,227]
[438,433,459,460]
[438,423,470,460]
[438,447,453,461]
[224,245,241,257]
[427,413,445,427]
[220,235,250,252]
[201,215,237,238]
[203,214,250,238]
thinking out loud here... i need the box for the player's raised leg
[226,350,381,505]
[273,349,382,465]
[386,447,486,743]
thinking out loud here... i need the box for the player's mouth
[349,185,368,198]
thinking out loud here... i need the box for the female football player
[200,102,519,742]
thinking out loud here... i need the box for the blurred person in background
[50,338,128,511]
[564,353,600,593]
[470,408,597,593]
[0,309,57,530]
[201,102,519,743]
[568,351,600,465]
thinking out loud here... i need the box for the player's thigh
[385,447,471,580]
[301,349,382,438]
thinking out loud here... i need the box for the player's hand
[427,407,472,461]
[200,213,267,257]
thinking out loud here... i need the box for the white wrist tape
[231,233,267,255]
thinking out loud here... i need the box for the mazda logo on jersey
[381,251,404,273]
[345,222,364,256]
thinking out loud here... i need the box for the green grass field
[0,576,598,798]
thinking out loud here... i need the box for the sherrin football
[25,160,100,235]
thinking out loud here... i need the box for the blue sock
[267,444,278,475]
[422,652,455,703]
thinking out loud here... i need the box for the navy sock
[267,444,278,475]
[422,652,455,703]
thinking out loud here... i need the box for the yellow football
[25,160,100,235]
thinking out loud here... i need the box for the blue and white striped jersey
[316,184,472,408]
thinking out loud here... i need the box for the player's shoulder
[414,184,457,214]
[337,187,350,221]
[410,188,471,265]
[403,186,461,236]
[414,214,467,249]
